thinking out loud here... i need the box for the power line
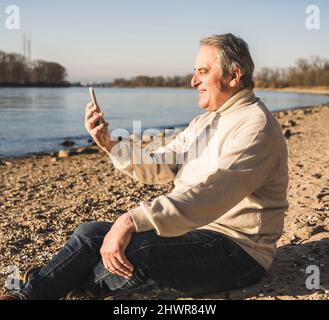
[22,30,32,62]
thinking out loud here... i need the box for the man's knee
[72,221,113,242]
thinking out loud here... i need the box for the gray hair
[200,33,255,89]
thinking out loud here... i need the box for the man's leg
[87,228,265,297]
[12,221,113,300]
[11,221,265,299]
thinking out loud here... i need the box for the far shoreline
[255,86,329,96]
[1,85,329,95]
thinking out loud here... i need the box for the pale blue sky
[0,0,328,81]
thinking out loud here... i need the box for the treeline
[0,50,68,86]
[2,49,327,88]
[255,56,329,88]
[109,56,329,89]
[111,74,194,88]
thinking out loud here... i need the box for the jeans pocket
[104,274,131,291]
[94,262,130,291]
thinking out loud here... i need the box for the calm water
[0,87,328,159]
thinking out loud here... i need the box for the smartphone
[89,87,104,126]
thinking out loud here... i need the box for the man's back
[192,90,289,270]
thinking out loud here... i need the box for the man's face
[191,45,232,112]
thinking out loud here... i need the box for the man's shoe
[0,295,20,300]
[22,267,41,283]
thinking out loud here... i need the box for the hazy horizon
[1,0,328,82]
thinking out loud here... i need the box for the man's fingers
[116,253,134,273]
[104,255,131,278]
[103,257,115,274]
[85,104,97,121]
[102,250,133,278]
[111,257,132,278]
[87,113,105,130]
[85,102,94,115]
[102,256,114,273]
[86,102,93,111]
[112,255,133,277]
[91,122,108,135]
[89,112,104,125]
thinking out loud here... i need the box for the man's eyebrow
[193,65,209,71]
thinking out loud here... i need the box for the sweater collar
[215,89,257,115]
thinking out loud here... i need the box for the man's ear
[229,68,242,88]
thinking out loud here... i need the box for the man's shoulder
[240,98,281,134]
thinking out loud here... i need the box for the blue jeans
[13,222,265,300]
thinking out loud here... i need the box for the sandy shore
[1,104,329,300]
[255,86,329,95]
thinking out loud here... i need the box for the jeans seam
[127,238,216,259]
[148,252,221,267]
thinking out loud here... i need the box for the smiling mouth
[199,89,207,94]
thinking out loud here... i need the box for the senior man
[2,33,288,300]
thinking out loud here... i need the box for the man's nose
[191,73,201,88]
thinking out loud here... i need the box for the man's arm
[85,100,203,186]
[108,121,196,185]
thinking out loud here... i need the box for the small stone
[284,129,292,139]
[62,140,75,147]
[288,120,297,127]
[58,150,71,158]
[290,235,301,243]
[303,108,313,115]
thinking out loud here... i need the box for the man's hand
[85,102,117,154]
[100,212,136,279]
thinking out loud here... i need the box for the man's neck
[213,87,243,112]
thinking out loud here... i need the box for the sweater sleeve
[109,116,201,185]
[130,120,277,236]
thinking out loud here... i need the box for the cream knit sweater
[110,89,289,270]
